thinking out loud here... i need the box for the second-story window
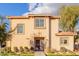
[17,24,24,34]
[35,18,45,28]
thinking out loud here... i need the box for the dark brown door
[34,37,44,51]
[35,40,40,51]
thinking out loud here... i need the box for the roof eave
[6,14,60,19]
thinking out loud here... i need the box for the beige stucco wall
[7,15,75,52]
[60,36,74,51]
[55,36,74,51]
[28,16,50,50]
[6,16,51,51]
[6,15,74,52]
[6,18,31,51]
[6,15,75,52]
[51,19,59,51]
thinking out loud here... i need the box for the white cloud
[22,3,79,16]
[29,3,37,11]
[23,3,59,16]
[30,6,52,14]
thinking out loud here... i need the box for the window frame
[34,17,46,29]
[16,23,25,34]
[60,37,69,45]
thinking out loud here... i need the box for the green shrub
[30,47,34,53]
[14,47,19,52]
[51,49,58,53]
[19,46,24,53]
[0,47,34,56]
[24,47,29,53]
[60,47,67,52]
[0,49,34,56]
[30,47,34,51]
[3,47,11,53]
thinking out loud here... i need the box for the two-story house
[6,14,76,52]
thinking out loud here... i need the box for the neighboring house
[6,14,77,52]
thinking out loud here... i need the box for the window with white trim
[17,24,24,34]
[35,18,45,28]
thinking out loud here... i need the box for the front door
[34,37,44,51]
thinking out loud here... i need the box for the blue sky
[0,3,29,16]
[0,3,29,31]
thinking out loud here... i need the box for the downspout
[49,17,51,51]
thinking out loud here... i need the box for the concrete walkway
[34,51,45,56]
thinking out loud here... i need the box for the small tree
[0,16,12,54]
[0,23,10,48]
[59,6,79,32]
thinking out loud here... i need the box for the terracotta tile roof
[6,16,28,19]
[6,14,60,19]
[50,16,60,19]
[28,14,51,16]
[28,14,60,19]
[56,32,77,36]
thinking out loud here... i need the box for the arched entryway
[34,37,44,51]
